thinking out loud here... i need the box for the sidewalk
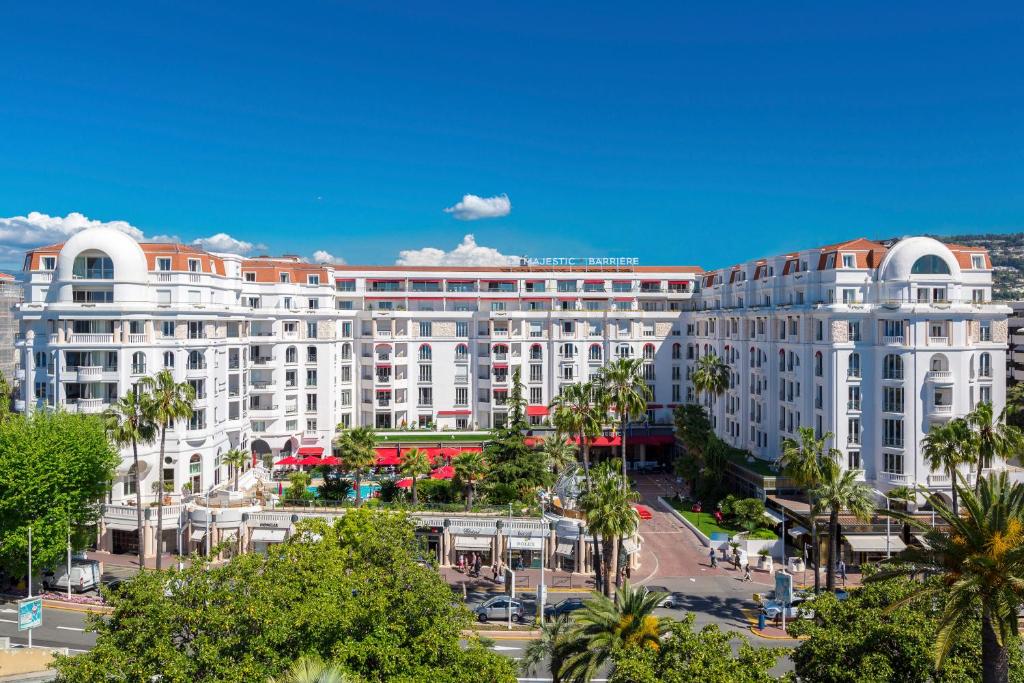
[439,566,597,595]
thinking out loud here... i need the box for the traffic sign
[18,597,42,631]
[774,570,793,605]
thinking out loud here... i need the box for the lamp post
[66,504,72,600]
[537,495,547,623]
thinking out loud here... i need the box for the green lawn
[720,446,780,476]
[376,432,490,443]
[667,498,778,540]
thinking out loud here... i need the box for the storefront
[111,529,138,556]
[554,539,576,572]
[507,536,543,570]
[452,535,493,566]
[414,523,444,565]
[843,534,906,567]
[250,527,288,555]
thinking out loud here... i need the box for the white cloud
[0,211,149,267]
[395,234,520,267]
[311,249,343,264]
[443,193,511,221]
[190,232,267,256]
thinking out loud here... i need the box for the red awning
[296,447,324,457]
[374,447,401,466]
[613,297,634,301]
[297,456,323,466]
[630,435,675,446]
[437,409,472,416]
[376,362,391,367]
[584,280,604,284]
[376,388,392,393]
[430,465,455,480]
[493,363,508,369]
[568,435,622,447]
[275,456,300,466]
[526,405,549,416]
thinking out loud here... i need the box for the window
[157,289,171,304]
[848,417,860,445]
[883,354,903,380]
[188,259,201,273]
[188,410,206,431]
[419,321,432,337]
[589,344,602,361]
[455,321,469,337]
[340,343,351,360]
[530,387,543,404]
[188,379,206,399]
[643,344,655,360]
[848,450,861,470]
[419,344,432,361]
[306,369,317,387]
[308,274,320,285]
[187,351,205,370]
[971,254,985,269]
[883,386,904,413]
[340,366,351,382]
[530,364,543,382]
[307,298,319,310]
[160,321,174,338]
[562,365,574,381]
[279,272,290,283]
[41,256,56,270]
[455,387,468,405]
[883,452,904,475]
[814,352,823,377]
[456,344,469,361]
[842,254,855,268]
[911,255,951,275]
[244,272,256,282]
[163,351,174,368]
[847,385,860,410]
[561,343,576,358]
[131,352,146,375]
[883,418,904,448]
[72,254,114,279]
[671,343,681,360]
[979,352,992,378]
[418,387,433,406]
[306,393,317,412]
[306,346,317,363]
[285,370,297,387]
[419,365,432,382]
[847,321,861,341]
[157,257,172,271]
[187,321,204,339]
[980,322,992,341]
[304,321,316,339]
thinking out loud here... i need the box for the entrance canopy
[251,528,288,543]
[454,536,491,551]
[844,535,907,553]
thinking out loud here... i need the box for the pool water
[306,483,380,500]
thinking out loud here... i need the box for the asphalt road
[0,600,96,652]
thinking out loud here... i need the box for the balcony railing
[882,335,904,345]
[928,336,949,345]
[76,365,104,380]
[926,370,953,382]
[72,397,107,413]
[885,472,909,484]
[69,333,115,344]
[126,333,148,344]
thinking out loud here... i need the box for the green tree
[223,448,250,493]
[453,450,487,511]
[541,433,578,484]
[598,358,652,483]
[285,470,313,502]
[609,614,780,683]
[550,382,605,491]
[398,447,432,505]
[579,464,640,595]
[104,390,157,568]
[0,412,119,578]
[559,581,670,683]
[506,366,528,429]
[871,473,1024,683]
[334,426,378,505]
[267,656,355,683]
[673,403,712,459]
[691,352,729,405]
[967,402,1023,491]
[138,369,196,571]
[520,614,575,683]
[790,573,1024,683]
[0,370,10,423]
[53,511,516,682]
[922,419,976,517]
[812,462,874,592]
[781,426,837,594]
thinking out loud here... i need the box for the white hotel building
[13,229,1010,508]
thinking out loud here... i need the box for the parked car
[544,597,586,619]
[41,560,101,593]
[761,593,813,620]
[656,592,687,609]
[475,596,525,623]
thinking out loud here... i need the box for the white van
[41,560,101,593]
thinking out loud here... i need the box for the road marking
[492,645,521,651]
[0,618,16,624]
[0,608,15,614]
[57,626,85,632]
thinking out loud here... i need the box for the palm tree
[267,656,353,683]
[520,614,575,683]
[872,473,1024,683]
[780,426,838,594]
[540,433,578,485]
[223,448,250,492]
[691,352,729,406]
[559,580,670,683]
[598,358,652,484]
[104,390,157,569]
[922,418,976,517]
[334,425,377,505]
[399,447,432,505]
[579,463,640,595]
[549,382,604,492]
[811,461,874,592]
[138,370,195,572]
[967,401,1023,491]
[452,450,487,511]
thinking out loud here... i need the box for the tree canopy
[54,509,516,682]
[0,411,119,577]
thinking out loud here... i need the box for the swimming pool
[306,483,380,500]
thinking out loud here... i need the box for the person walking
[473,556,482,578]
[838,559,847,586]
[742,564,752,582]
[709,548,718,568]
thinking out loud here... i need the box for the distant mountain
[924,233,1024,300]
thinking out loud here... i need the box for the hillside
[929,233,1024,300]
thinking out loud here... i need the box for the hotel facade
[14,229,1010,509]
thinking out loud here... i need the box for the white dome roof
[56,227,148,282]
[878,236,960,281]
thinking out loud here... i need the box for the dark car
[544,597,586,619]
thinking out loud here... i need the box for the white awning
[190,529,207,542]
[622,538,639,555]
[509,537,543,551]
[763,508,784,524]
[555,542,575,557]
[912,533,931,550]
[454,536,492,551]
[787,525,809,540]
[844,535,906,553]
[250,528,288,543]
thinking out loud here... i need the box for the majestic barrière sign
[520,256,640,267]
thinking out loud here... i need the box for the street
[0,600,97,652]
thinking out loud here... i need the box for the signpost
[18,597,42,633]
[775,570,793,632]
[504,567,516,631]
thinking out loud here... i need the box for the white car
[761,594,813,620]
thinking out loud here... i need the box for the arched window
[189,454,202,493]
[883,354,902,380]
[418,344,432,361]
[911,255,951,275]
[285,346,298,363]
[125,463,138,496]
[672,343,681,360]
[979,352,992,378]
[187,350,205,370]
[340,343,351,360]
[163,351,174,368]
[72,251,114,279]
[455,343,469,361]
[529,344,542,360]
[930,354,949,372]
[131,352,146,375]
[848,352,861,378]
[643,343,655,360]
[589,344,602,361]
[778,349,786,372]
[562,343,576,357]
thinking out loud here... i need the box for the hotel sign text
[522,256,640,267]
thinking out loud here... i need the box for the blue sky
[0,2,1021,270]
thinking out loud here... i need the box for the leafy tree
[139,369,196,571]
[609,614,780,683]
[673,403,712,459]
[691,352,729,405]
[967,402,1023,491]
[579,463,639,595]
[0,411,119,578]
[452,450,488,510]
[398,447,432,505]
[267,656,355,683]
[871,473,1024,683]
[812,462,874,592]
[922,418,976,516]
[598,358,651,483]
[781,426,837,593]
[0,370,10,423]
[540,433,578,484]
[53,511,516,683]
[790,573,1024,683]
[550,382,605,491]
[317,476,352,502]
[558,581,670,683]
[286,470,313,502]
[223,448,250,493]
[104,389,157,568]
[727,497,767,532]
[334,426,377,505]
[484,414,550,499]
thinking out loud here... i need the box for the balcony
[847,400,861,411]
[928,336,949,346]
[927,473,951,487]
[76,365,104,380]
[248,404,278,415]
[929,404,954,418]
[882,335,904,345]
[926,370,954,384]
[885,472,909,485]
[69,333,115,344]
[126,333,148,344]
[72,397,107,413]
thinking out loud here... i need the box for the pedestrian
[492,563,499,582]
[457,554,465,572]
[474,556,482,577]
[708,548,717,568]
[742,564,752,582]
[838,559,847,585]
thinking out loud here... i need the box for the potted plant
[757,547,772,571]
[791,547,805,572]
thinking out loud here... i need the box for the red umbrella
[396,477,413,489]
[430,465,455,480]
[297,456,322,467]
[275,456,300,466]
[320,456,342,466]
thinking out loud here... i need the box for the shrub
[318,477,353,502]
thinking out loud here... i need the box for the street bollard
[758,610,766,631]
